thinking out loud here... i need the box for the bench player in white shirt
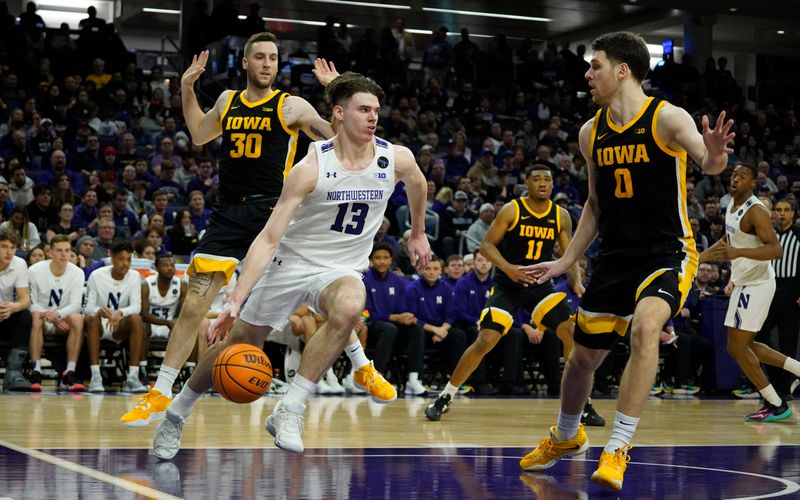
[0,230,33,391]
[141,253,188,384]
[28,235,86,392]
[152,72,431,459]
[84,239,147,394]
[702,162,800,422]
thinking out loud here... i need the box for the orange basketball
[212,344,273,403]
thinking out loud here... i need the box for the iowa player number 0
[614,168,633,198]
[230,133,262,158]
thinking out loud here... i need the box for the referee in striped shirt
[758,197,800,399]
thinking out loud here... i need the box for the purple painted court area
[1,445,798,498]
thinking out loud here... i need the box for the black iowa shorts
[190,196,278,283]
[479,281,572,335]
[574,252,696,350]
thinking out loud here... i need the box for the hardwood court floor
[1,393,798,498]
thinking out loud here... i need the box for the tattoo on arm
[189,272,214,299]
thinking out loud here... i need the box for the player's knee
[67,313,84,328]
[474,332,498,355]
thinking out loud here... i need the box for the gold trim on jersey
[240,88,281,108]
[651,100,686,157]
[531,292,566,330]
[576,307,632,336]
[479,306,514,335]
[605,96,654,134]
[276,93,300,178]
[678,237,699,311]
[520,198,552,218]
[188,254,239,284]
[588,109,602,154]
[219,91,237,127]
[507,199,521,232]
[555,204,562,234]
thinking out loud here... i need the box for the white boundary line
[29,443,800,450]
[0,439,181,500]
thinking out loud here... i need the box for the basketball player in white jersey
[141,254,187,342]
[28,235,85,392]
[141,253,188,382]
[702,162,800,422]
[85,240,147,394]
[152,72,431,459]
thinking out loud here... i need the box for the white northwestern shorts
[724,280,775,332]
[149,324,171,339]
[100,318,121,342]
[239,259,363,333]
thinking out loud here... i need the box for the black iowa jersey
[495,198,561,288]
[591,96,693,257]
[218,89,298,199]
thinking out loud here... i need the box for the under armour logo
[272,257,283,265]
[326,172,337,178]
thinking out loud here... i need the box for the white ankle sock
[168,385,202,420]
[442,382,458,398]
[66,361,76,373]
[284,374,316,408]
[783,358,800,377]
[154,365,180,395]
[758,384,783,406]
[128,366,138,378]
[604,411,639,453]
[90,365,101,378]
[409,372,419,384]
[34,360,42,372]
[345,341,370,370]
[556,410,582,441]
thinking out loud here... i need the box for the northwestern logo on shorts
[377,156,389,169]
[738,293,751,309]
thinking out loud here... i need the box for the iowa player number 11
[614,168,633,198]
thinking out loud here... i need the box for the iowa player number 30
[230,133,262,158]
[614,168,633,198]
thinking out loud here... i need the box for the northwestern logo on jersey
[48,289,63,307]
[377,156,389,169]
[595,144,651,167]
[223,116,272,131]
[326,189,384,201]
[388,286,396,295]
[436,295,443,304]
[107,292,122,310]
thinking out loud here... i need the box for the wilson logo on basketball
[244,354,270,367]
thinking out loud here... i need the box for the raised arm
[394,145,432,270]
[659,105,734,176]
[281,95,334,141]
[181,50,231,145]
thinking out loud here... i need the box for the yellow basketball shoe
[353,362,397,404]
[519,425,589,471]
[120,389,172,427]
[591,444,633,491]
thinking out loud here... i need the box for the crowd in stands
[1,1,799,394]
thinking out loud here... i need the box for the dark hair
[244,32,277,58]
[326,72,384,107]
[370,241,394,259]
[50,234,71,246]
[735,162,758,179]
[33,185,51,196]
[776,197,798,212]
[133,238,154,256]
[525,163,554,178]
[445,254,464,265]
[111,238,134,255]
[0,229,20,247]
[591,31,650,83]
[155,252,174,267]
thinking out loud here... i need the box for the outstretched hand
[209,302,239,345]
[182,50,209,88]
[313,58,340,87]
[524,258,568,285]
[406,233,433,271]
[702,110,735,158]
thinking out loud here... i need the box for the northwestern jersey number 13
[331,202,369,235]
